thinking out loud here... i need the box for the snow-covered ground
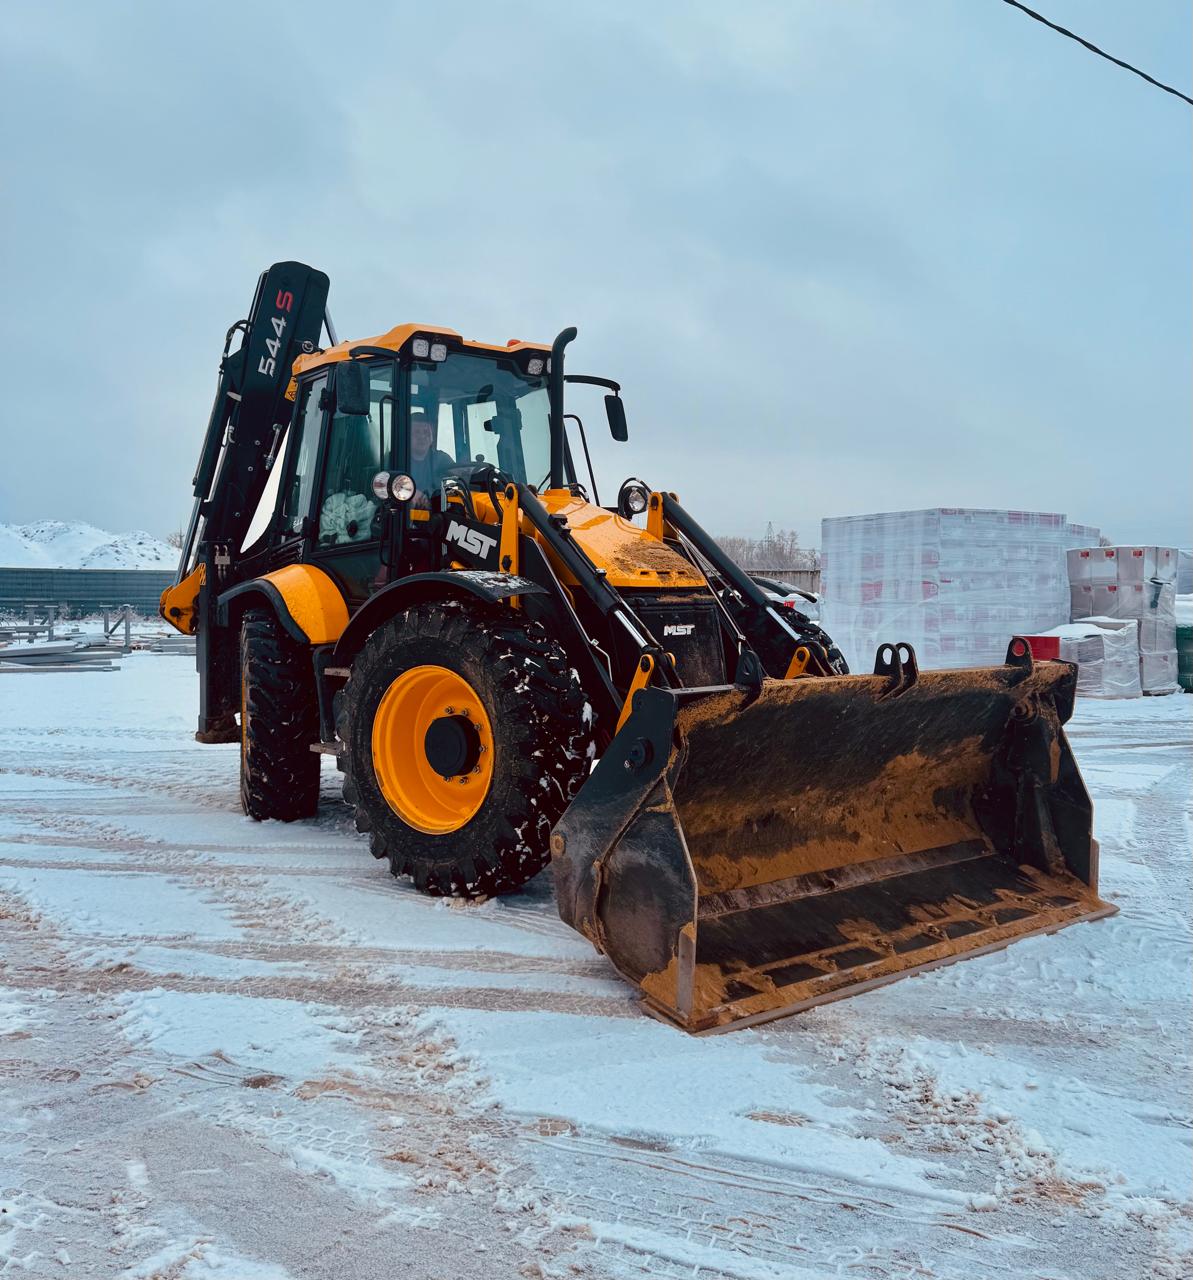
[0,520,174,569]
[0,657,1188,1279]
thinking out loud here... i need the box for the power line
[999,0,1193,106]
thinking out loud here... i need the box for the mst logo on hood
[443,516,500,570]
[663,623,695,636]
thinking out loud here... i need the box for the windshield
[409,352,552,489]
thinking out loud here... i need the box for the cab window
[282,375,327,533]
[316,364,394,546]
[410,353,551,489]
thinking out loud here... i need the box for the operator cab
[243,327,597,605]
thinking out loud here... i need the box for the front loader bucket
[550,640,1114,1032]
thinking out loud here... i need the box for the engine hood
[539,492,707,591]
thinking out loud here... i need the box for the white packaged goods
[1039,620,1141,699]
[1065,545,1180,693]
[1069,582,1094,618]
[1087,548,1120,586]
[1139,618,1172,651]
[820,509,1098,671]
[1114,547,1148,583]
[1178,550,1193,595]
[1148,546,1178,582]
[1066,548,1092,583]
[1140,650,1180,695]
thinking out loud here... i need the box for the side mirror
[605,394,628,442]
[334,360,370,417]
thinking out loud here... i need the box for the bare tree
[166,529,185,549]
[714,527,819,571]
[714,535,756,565]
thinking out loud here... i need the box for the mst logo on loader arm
[443,516,500,570]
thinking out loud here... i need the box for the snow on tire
[336,601,592,898]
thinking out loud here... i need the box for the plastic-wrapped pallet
[820,509,1097,671]
[1067,546,1179,694]
[1141,650,1180,694]
[1177,550,1193,595]
[1038,620,1141,699]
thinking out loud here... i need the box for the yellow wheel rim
[371,664,495,834]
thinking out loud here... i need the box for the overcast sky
[1,1,1188,548]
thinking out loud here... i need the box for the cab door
[306,361,396,605]
[268,371,329,570]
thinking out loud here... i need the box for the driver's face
[411,418,433,459]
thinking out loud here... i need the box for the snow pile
[842,1027,1189,1209]
[0,991,42,1038]
[121,1239,295,1279]
[79,531,175,568]
[0,519,175,568]
[414,1007,973,1206]
[0,865,244,941]
[114,989,364,1081]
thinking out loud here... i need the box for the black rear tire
[337,601,592,897]
[239,607,320,821]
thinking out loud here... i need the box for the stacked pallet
[820,508,1098,671]
[1032,621,1142,699]
[1067,547,1180,695]
[0,640,120,672]
[149,634,197,655]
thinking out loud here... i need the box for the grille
[627,593,726,687]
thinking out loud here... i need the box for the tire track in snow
[3,659,1188,1280]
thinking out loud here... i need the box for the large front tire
[239,608,320,821]
[337,602,592,897]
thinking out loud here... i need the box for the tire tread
[239,608,320,821]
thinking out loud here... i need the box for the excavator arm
[164,261,330,737]
[178,261,330,578]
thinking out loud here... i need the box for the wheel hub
[424,714,482,779]
[370,664,495,834]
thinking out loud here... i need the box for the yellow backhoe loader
[162,261,1113,1031]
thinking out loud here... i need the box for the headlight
[411,338,430,358]
[618,480,650,517]
[390,473,417,502]
[429,342,448,362]
[371,471,391,500]
[526,357,545,376]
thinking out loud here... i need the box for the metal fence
[0,567,175,616]
[0,564,819,616]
